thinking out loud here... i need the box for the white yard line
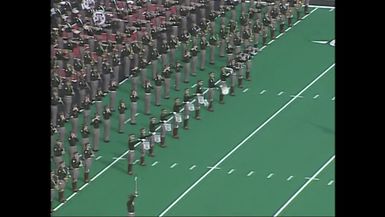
[273,155,335,216]
[305,177,320,181]
[119,78,129,85]
[207,166,221,170]
[289,95,304,98]
[124,113,140,124]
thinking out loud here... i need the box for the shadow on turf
[308,122,335,134]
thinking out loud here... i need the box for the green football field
[52,4,335,217]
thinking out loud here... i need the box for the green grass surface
[52,6,335,217]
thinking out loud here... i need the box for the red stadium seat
[72,47,81,58]
[59,69,66,77]
[117,1,126,9]
[149,4,157,11]
[109,34,116,42]
[95,33,108,42]
[101,33,108,42]
[62,31,70,38]
[159,16,165,23]
[150,19,156,26]
[170,6,177,14]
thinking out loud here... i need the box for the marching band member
[51,170,58,211]
[296,0,303,21]
[53,140,65,168]
[109,81,118,112]
[139,128,153,166]
[127,193,137,216]
[83,143,94,183]
[199,35,208,71]
[80,124,90,148]
[95,88,104,115]
[219,67,232,104]
[228,59,240,96]
[190,45,199,76]
[130,90,139,125]
[70,152,81,192]
[168,34,179,66]
[150,42,160,79]
[51,90,63,126]
[208,32,218,65]
[118,100,127,134]
[130,67,139,91]
[63,79,75,120]
[159,109,174,147]
[143,80,154,115]
[70,104,80,136]
[90,67,101,101]
[219,24,228,57]
[195,80,204,120]
[162,65,172,99]
[207,72,217,112]
[103,105,112,143]
[172,98,185,138]
[57,161,69,203]
[183,88,196,129]
[81,95,92,126]
[57,112,66,142]
[174,61,183,91]
[148,117,163,156]
[91,113,101,152]
[154,74,164,106]
[183,49,192,83]
[68,132,79,160]
[127,134,142,175]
